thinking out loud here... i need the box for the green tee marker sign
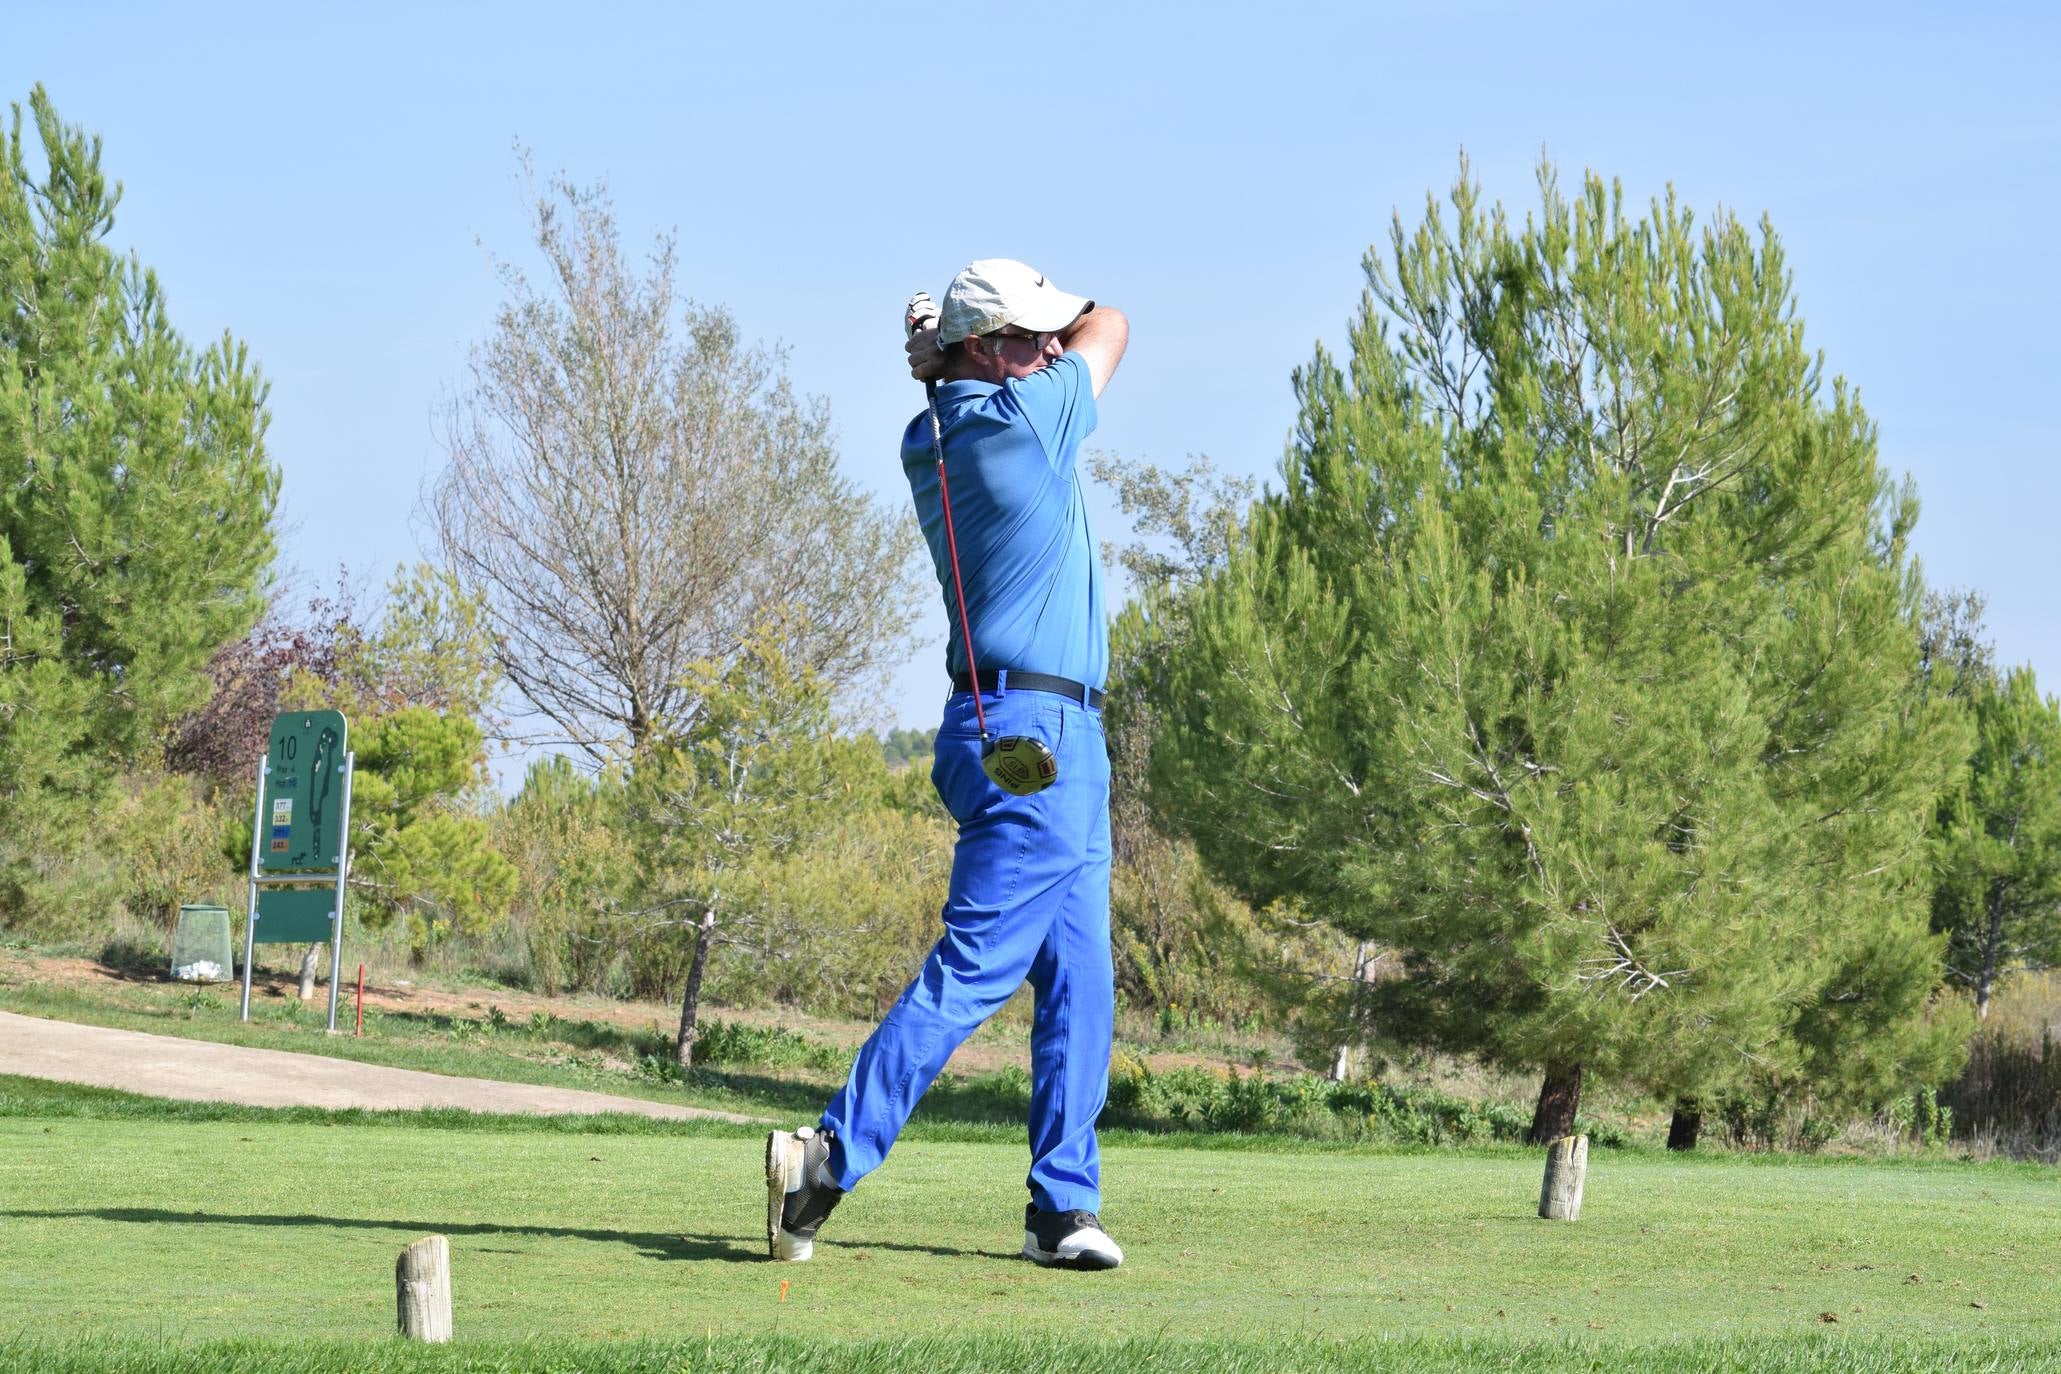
[240,710,356,1028]
[260,710,349,871]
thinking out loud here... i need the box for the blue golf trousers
[819,682,1114,1213]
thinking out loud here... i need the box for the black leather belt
[951,669,1104,709]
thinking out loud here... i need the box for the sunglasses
[989,327,1056,349]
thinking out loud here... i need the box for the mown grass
[8,1331,2061,1373]
[2,1106,2052,1357]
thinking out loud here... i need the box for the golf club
[906,292,1059,798]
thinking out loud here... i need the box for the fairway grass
[3,1105,2054,1373]
[7,1331,2061,1373]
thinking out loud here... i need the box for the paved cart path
[0,1009,760,1123]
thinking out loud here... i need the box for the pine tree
[1933,667,2061,1018]
[1149,160,1970,1142]
[0,87,276,922]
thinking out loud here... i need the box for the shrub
[1938,972,2061,1161]
[1097,1053,1615,1145]
[698,807,954,1019]
[646,1018,846,1076]
[1943,1030,2060,1161]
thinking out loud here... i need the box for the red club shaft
[927,380,989,739]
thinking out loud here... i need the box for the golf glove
[905,291,947,380]
[905,291,940,334]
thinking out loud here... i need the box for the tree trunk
[1667,1099,1703,1151]
[1328,940,1377,1083]
[1976,885,2006,1021]
[1526,1060,1584,1145]
[297,942,323,1000]
[674,912,716,1068]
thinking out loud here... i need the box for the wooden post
[1537,1133,1588,1221]
[396,1235,452,1341]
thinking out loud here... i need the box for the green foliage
[1917,588,1998,703]
[1712,1082,1840,1153]
[961,1054,1618,1147]
[1941,972,2061,1159]
[879,726,936,770]
[1883,1086,1955,1149]
[0,87,276,925]
[1089,453,1340,1027]
[343,562,502,726]
[495,756,639,994]
[628,628,884,1055]
[633,628,851,883]
[1932,666,2061,1014]
[0,540,98,907]
[1148,158,1970,1119]
[1108,819,1350,1027]
[1098,1052,1588,1145]
[703,802,952,1018]
[341,707,515,943]
[501,687,953,1014]
[245,564,518,951]
[634,1017,847,1077]
[1948,1028,2060,1161]
[111,773,234,931]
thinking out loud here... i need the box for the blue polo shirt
[902,351,1105,692]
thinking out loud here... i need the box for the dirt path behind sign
[0,1009,758,1123]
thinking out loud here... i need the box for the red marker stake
[355,963,365,1037]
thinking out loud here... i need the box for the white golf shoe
[764,1125,842,1261]
[1021,1205,1124,1270]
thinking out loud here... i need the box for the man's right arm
[1062,306,1129,399]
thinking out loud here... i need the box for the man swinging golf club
[765,259,1129,1269]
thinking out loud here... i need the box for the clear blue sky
[9,2,2056,757]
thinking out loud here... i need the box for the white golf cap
[938,259,1093,344]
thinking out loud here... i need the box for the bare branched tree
[431,169,922,759]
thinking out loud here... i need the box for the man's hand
[905,292,947,381]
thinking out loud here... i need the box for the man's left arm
[1059,305,1128,399]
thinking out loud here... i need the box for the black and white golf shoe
[765,1125,842,1261]
[1021,1204,1124,1270]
